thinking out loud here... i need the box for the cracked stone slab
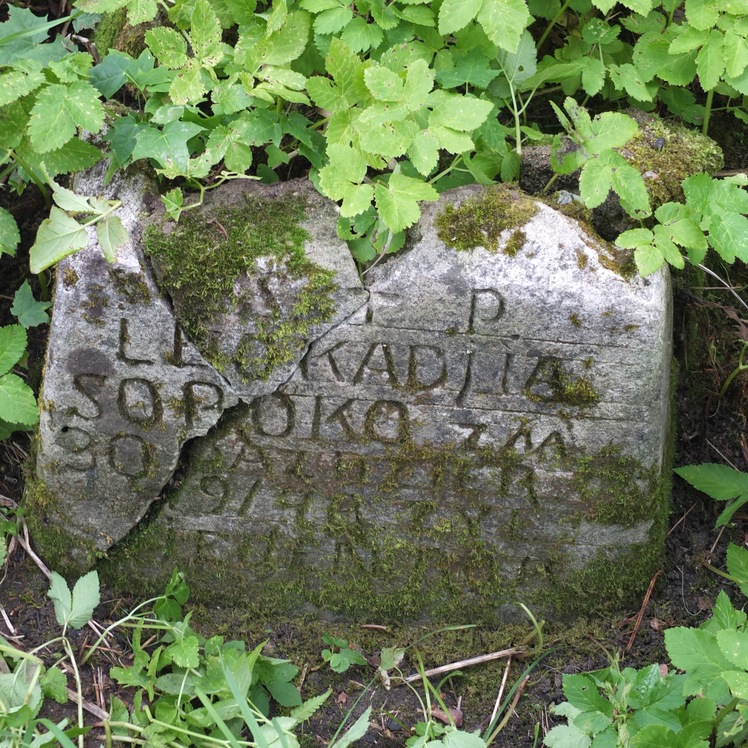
[31,169,366,564]
[30,178,672,620]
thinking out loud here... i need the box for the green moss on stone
[436,184,538,252]
[143,195,336,380]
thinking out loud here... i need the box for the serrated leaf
[96,216,128,263]
[685,0,720,31]
[127,0,158,25]
[341,184,374,217]
[48,572,73,627]
[290,689,331,723]
[169,59,206,104]
[579,158,612,209]
[0,326,27,376]
[498,29,536,85]
[476,0,530,53]
[695,30,725,90]
[0,60,45,107]
[608,62,654,101]
[562,674,614,716]
[90,50,132,98]
[722,670,748,700]
[340,16,384,53]
[191,0,223,64]
[132,120,204,172]
[167,635,200,668]
[267,681,302,707]
[314,6,353,35]
[438,0,483,35]
[723,29,748,79]
[332,706,372,748]
[435,48,498,89]
[29,207,88,274]
[580,57,606,96]
[708,212,748,262]
[408,130,441,175]
[66,570,100,629]
[634,244,664,276]
[52,184,94,214]
[42,139,104,177]
[674,464,748,500]
[11,281,50,329]
[429,95,493,131]
[611,161,651,218]
[616,228,654,249]
[716,629,748,671]
[364,65,404,101]
[0,208,20,256]
[41,667,67,704]
[543,724,591,748]
[146,27,188,68]
[374,173,438,234]
[431,125,474,154]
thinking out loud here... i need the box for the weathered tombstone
[28,169,672,621]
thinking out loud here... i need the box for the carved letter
[353,343,399,386]
[108,434,153,478]
[364,400,409,444]
[118,378,163,426]
[251,393,296,437]
[407,345,447,390]
[183,381,224,429]
[117,318,154,364]
[69,374,106,419]
[300,341,347,382]
[468,289,505,333]
[57,426,96,470]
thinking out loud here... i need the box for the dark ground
[1,122,748,747]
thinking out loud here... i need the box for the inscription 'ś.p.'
[31,177,672,622]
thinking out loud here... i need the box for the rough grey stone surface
[32,176,672,618]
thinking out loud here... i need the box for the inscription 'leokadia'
[30,175,672,622]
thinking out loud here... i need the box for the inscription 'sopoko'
[32,177,672,620]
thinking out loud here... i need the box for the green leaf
[429,95,493,131]
[727,544,748,595]
[132,120,204,172]
[634,244,665,277]
[167,635,200,668]
[0,60,45,107]
[68,570,100,628]
[290,689,331,723]
[145,27,188,68]
[331,706,371,748]
[562,674,614,716]
[608,63,653,101]
[169,59,206,104]
[127,0,159,25]
[695,30,725,90]
[630,725,679,748]
[716,629,748,670]
[28,81,105,153]
[52,184,94,214]
[42,139,104,177]
[685,0,720,31]
[674,464,748,500]
[0,207,20,256]
[611,161,651,218]
[722,670,748,700]
[723,29,748,78]
[0,325,27,376]
[0,373,36,426]
[438,0,483,35]
[543,724,591,748]
[435,48,499,89]
[708,212,748,263]
[190,0,223,64]
[374,173,438,234]
[314,6,353,34]
[41,667,67,704]
[408,130,441,175]
[580,57,606,96]
[29,207,88,274]
[266,681,302,707]
[340,16,384,53]
[476,0,531,53]
[579,158,612,209]
[365,65,404,101]
[11,281,50,329]
[616,228,654,249]
[48,572,73,627]
[96,216,128,263]
[497,29,536,85]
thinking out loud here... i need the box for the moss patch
[143,195,336,381]
[436,184,538,252]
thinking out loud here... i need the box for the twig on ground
[666,504,696,537]
[66,686,109,721]
[403,647,523,684]
[626,570,662,652]
[488,656,512,728]
[706,439,741,471]
[709,526,726,557]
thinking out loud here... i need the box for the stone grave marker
[29,171,672,621]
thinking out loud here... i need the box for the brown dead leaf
[430,708,463,727]
[336,692,348,705]
[659,664,669,677]
[697,596,713,612]
[649,618,666,631]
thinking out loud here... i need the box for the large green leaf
[0,373,37,426]
[0,325,27,376]
[438,0,483,35]
[0,208,20,257]
[674,464,748,500]
[131,120,205,172]
[29,208,89,273]
[374,173,438,233]
[476,0,530,53]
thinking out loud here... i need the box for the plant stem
[702,88,715,136]
[537,0,573,52]
[62,637,85,748]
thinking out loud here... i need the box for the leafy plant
[616,172,748,276]
[321,634,368,673]
[674,463,748,528]
[0,324,38,440]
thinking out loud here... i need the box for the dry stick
[66,687,109,721]
[666,504,696,538]
[626,570,662,652]
[402,647,523,684]
[488,657,512,728]
[707,439,741,471]
[709,526,726,557]
[740,433,748,467]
